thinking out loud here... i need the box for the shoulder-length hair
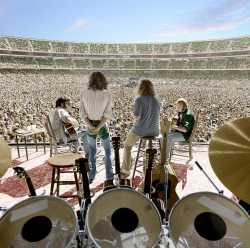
[88,71,108,91]
[137,79,155,96]
[176,98,188,109]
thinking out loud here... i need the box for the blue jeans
[68,129,88,155]
[87,135,113,181]
[167,132,185,161]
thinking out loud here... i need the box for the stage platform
[0,143,233,214]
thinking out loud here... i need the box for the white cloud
[156,0,250,39]
[65,18,89,32]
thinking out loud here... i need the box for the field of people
[1,70,249,144]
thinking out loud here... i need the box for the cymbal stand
[195,161,224,195]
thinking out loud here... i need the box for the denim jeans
[166,132,185,161]
[87,135,113,181]
[68,129,88,155]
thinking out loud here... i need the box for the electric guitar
[13,167,36,196]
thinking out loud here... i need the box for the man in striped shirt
[80,72,113,183]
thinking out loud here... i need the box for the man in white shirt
[80,72,113,183]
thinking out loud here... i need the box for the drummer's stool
[48,153,84,205]
[132,136,161,187]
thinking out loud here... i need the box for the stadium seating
[30,40,51,52]
[0,36,249,74]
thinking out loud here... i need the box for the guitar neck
[114,148,120,178]
[13,167,36,196]
[160,119,171,166]
[112,137,121,178]
[76,158,91,200]
[26,177,37,196]
[144,149,156,196]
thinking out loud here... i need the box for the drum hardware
[208,117,250,204]
[86,187,162,247]
[0,196,78,248]
[195,161,224,195]
[13,166,37,196]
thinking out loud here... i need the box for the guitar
[13,167,36,196]
[64,122,77,136]
[111,136,131,188]
[75,158,91,231]
[144,149,157,197]
[151,118,179,214]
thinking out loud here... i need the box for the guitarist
[166,98,195,162]
[48,97,87,152]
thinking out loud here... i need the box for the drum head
[0,196,77,248]
[169,192,250,248]
[87,188,161,248]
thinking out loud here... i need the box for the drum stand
[195,161,224,194]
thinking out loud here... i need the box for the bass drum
[86,187,161,248]
[0,196,77,248]
[169,192,250,248]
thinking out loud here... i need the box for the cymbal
[0,139,11,177]
[209,117,250,204]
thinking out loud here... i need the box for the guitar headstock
[13,166,27,179]
[112,136,121,150]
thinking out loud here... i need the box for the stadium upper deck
[0,36,249,76]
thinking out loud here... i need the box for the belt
[88,119,101,127]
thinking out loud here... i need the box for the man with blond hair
[166,98,195,161]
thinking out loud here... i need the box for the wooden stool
[132,136,161,187]
[48,152,84,205]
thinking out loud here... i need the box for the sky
[0,0,250,43]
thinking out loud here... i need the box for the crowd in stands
[0,70,249,144]
[0,36,249,54]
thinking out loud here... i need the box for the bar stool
[48,152,84,205]
[132,136,161,187]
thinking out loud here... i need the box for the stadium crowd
[0,70,250,144]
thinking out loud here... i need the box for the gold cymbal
[209,117,250,204]
[0,139,11,177]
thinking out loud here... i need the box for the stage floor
[0,143,233,213]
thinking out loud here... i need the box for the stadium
[0,35,250,80]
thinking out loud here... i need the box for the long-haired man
[80,72,113,183]
[121,79,160,178]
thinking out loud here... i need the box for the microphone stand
[195,161,224,195]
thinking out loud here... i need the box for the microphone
[165,104,173,108]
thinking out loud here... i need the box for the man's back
[49,108,69,143]
[132,96,160,137]
[80,88,112,121]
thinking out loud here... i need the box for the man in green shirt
[167,98,195,161]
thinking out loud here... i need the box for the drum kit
[0,117,250,247]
